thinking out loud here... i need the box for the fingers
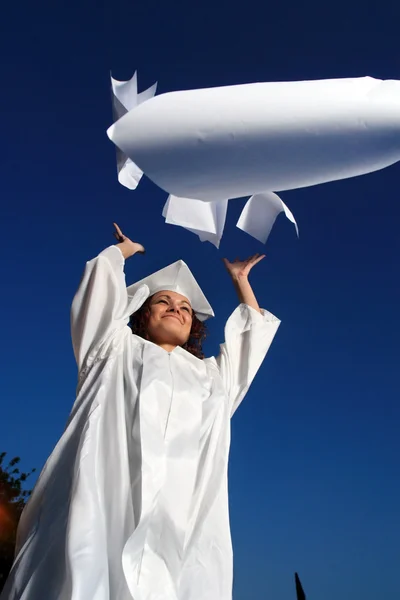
[135,243,146,254]
[113,222,124,239]
[245,253,264,262]
[236,254,265,264]
[113,222,126,243]
[250,254,266,266]
[223,253,266,267]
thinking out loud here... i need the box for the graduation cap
[127,260,214,321]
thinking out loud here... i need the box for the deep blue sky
[1,1,400,598]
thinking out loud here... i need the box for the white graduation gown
[1,246,280,600]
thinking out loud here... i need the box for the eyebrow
[155,294,192,307]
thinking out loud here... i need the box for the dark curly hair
[129,297,208,359]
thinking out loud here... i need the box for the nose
[167,301,182,315]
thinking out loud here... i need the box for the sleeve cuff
[239,303,280,323]
[98,245,126,269]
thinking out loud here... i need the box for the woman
[2,224,280,600]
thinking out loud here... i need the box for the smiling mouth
[163,315,182,323]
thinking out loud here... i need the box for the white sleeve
[215,304,280,416]
[70,245,129,372]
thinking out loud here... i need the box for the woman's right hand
[113,223,145,259]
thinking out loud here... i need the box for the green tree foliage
[0,452,35,592]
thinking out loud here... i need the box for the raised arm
[71,223,145,372]
[216,254,280,415]
[222,254,265,313]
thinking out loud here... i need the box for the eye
[158,299,168,304]
[182,306,190,312]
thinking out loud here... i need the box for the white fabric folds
[108,73,400,247]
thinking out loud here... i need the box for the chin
[157,321,190,346]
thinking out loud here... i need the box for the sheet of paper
[111,72,157,190]
[237,192,298,243]
[163,196,228,248]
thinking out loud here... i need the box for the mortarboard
[127,260,214,321]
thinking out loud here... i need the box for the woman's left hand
[222,254,266,280]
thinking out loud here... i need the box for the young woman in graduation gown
[1,224,280,600]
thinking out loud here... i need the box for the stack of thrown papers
[108,73,400,247]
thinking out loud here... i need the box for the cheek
[147,308,162,329]
[149,306,162,319]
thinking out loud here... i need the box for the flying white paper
[108,73,400,246]
[237,192,299,243]
[110,72,157,190]
[162,195,228,248]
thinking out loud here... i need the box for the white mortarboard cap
[127,260,214,321]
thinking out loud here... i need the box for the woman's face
[146,290,193,348]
